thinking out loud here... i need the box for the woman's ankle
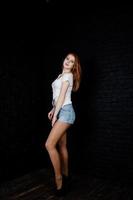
[55,175,63,190]
[62,170,68,176]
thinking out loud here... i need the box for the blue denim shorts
[57,104,76,124]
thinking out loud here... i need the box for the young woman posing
[45,52,82,196]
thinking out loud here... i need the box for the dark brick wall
[87,32,133,179]
[1,6,133,182]
[44,7,133,179]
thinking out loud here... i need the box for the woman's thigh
[46,121,71,146]
[58,132,67,147]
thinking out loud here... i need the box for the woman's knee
[45,140,54,151]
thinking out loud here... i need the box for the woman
[45,52,82,196]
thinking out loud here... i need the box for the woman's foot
[63,174,69,189]
[63,174,72,193]
[55,175,66,196]
[55,175,62,190]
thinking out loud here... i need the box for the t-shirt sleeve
[62,73,71,85]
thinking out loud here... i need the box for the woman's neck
[62,69,71,74]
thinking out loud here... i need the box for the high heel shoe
[55,176,66,197]
[55,187,65,197]
[62,174,70,192]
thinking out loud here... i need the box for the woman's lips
[65,63,69,66]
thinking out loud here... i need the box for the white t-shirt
[51,72,73,107]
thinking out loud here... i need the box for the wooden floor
[0,168,133,200]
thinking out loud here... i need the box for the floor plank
[0,168,133,200]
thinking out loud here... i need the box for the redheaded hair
[68,53,82,92]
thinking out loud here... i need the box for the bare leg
[45,120,71,189]
[58,132,68,176]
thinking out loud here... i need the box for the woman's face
[63,54,75,71]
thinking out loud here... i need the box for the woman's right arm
[48,106,55,120]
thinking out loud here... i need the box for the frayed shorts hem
[57,118,74,125]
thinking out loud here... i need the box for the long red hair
[67,53,82,92]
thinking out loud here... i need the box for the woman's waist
[52,99,72,106]
[52,97,72,105]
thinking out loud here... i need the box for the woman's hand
[48,108,55,121]
[52,115,57,127]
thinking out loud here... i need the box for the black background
[1,1,133,182]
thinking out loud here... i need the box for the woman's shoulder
[61,73,73,84]
[56,73,63,79]
[57,72,73,78]
[56,72,73,81]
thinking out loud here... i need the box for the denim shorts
[57,104,76,124]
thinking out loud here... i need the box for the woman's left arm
[52,81,69,126]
